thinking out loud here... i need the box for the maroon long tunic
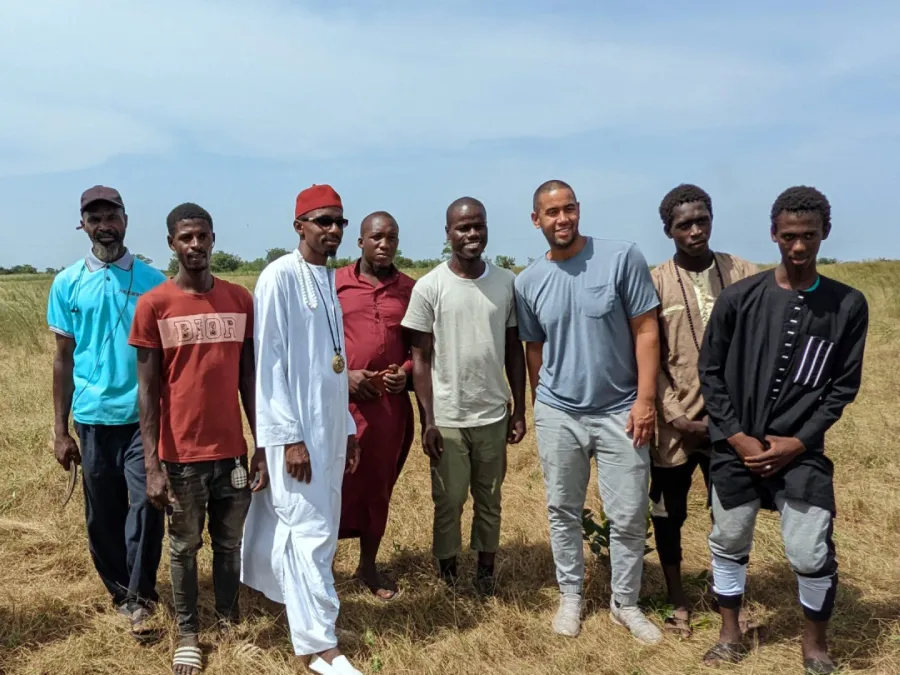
[335,261,416,540]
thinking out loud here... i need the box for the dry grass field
[1,262,899,675]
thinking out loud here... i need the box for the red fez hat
[295,184,342,219]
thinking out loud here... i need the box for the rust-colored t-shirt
[128,278,253,463]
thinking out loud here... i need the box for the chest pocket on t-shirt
[582,283,615,319]
[792,334,836,389]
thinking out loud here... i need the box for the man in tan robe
[650,183,757,637]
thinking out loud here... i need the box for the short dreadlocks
[770,186,831,233]
[658,183,712,232]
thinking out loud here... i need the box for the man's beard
[92,238,126,263]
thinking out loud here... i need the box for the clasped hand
[730,433,805,478]
[349,365,406,401]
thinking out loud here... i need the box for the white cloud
[0,0,897,178]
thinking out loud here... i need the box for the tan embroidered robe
[651,252,758,467]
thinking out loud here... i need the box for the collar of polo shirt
[84,249,134,273]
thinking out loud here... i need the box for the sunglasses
[298,215,349,229]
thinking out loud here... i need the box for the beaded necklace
[672,253,725,352]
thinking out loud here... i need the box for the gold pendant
[332,354,345,374]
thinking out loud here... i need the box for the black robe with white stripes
[698,270,868,514]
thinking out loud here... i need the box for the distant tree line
[0,248,519,276]
[0,252,855,277]
[164,246,520,275]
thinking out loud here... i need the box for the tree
[266,247,290,264]
[394,248,414,268]
[326,257,354,269]
[239,258,267,273]
[494,255,516,270]
[134,253,153,266]
[167,254,179,276]
[441,240,451,261]
[209,251,243,273]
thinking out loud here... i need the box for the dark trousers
[164,457,251,637]
[76,423,164,608]
[650,452,711,566]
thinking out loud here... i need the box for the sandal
[664,608,692,638]
[702,642,748,666]
[354,570,399,601]
[120,603,160,643]
[739,610,767,642]
[173,644,203,674]
[803,657,837,674]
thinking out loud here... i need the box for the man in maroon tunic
[336,211,416,600]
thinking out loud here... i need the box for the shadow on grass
[710,562,900,672]
[4,546,896,674]
[0,594,110,671]
[625,557,900,672]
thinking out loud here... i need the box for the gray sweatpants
[708,485,838,620]
[533,401,651,605]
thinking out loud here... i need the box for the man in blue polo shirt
[47,185,167,636]
[515,180,663,644]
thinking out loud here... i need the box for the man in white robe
[241,184,362,675]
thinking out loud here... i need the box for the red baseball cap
[295,184,342,219]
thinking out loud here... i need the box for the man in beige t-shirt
[402,196,527,596]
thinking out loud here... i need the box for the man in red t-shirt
[129,203,268,675]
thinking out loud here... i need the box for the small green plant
[364,628,383,672]
[582,506,655,561]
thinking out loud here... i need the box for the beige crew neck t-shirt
[402,261,517,428]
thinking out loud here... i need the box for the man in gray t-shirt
[402,196,527,596]
[515,180,663,644]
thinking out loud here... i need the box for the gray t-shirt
[514,237,659,416]
[402,261,517,428]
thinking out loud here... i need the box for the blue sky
[2,0,899,269]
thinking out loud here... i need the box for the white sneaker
[552,593,582,637]
[309,657,334,674]
[309,655,363,675]
[609,597,663,644]
[330,656,363,675]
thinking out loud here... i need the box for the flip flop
[664,609,692,638]
[354,571,399,601]
[803,657,838,674]
[173,644,203,674]
[129,605,161,644]
[702,642,748,666]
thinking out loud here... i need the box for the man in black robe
[698,186,868,675]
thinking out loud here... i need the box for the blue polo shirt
[47,250,166,426]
